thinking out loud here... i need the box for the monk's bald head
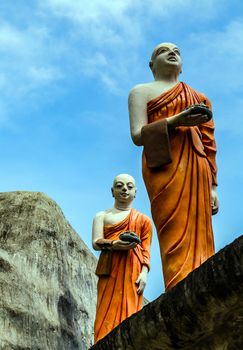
[113,174,136,188]
[150,42,179,61]
[149,42,182,78]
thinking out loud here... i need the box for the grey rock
[91,235,243,350]
[0,191,98,350]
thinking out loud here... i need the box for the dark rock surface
[0,191,98,350]
[91,235,243,350]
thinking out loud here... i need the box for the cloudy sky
[0,0,243,300]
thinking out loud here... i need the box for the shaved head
[113,174,136,188]
[151,42,180,61]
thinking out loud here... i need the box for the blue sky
[0,0,243,300]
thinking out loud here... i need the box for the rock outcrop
[0,191,97,350]
[91,235,243,350]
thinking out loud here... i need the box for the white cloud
[28,66,62,84]
[188,18,243,86]
[0,0,237,126]
[0,23,25,50]
[42,0,142,47]
[0,20,64,127]
[40,0,226,94]
[40,0,145,95]
[0,22,49,60]
[43,0,131,22]
[183,18,243,134]
[43,0,222,24]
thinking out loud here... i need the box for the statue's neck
[154,74,179,83]
[154,67,180,83]
[114,200,132,211]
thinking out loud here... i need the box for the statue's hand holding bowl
[183,103,212,122]
[167,103,212,128]
[112,239,137,251]
[119,231,141,244]
[111,231,140,250]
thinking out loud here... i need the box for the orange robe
[142,82,217,291]
[94,208,152,343]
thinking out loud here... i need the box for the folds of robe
[94,208,152,343]
[142,82,217,291]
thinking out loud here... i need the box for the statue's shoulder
[94,208,116,223]
[94,210,106,220]
[129,82,154,96]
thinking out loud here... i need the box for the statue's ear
[149,60,153,71]
[111,187,114,197]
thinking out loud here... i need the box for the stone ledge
[91,236,243,350]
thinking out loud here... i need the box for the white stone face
[0,191,98,349]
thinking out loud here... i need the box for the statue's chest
[104,211,130,226]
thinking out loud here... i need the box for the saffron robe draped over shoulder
[142,82,217,291]
[94,208,152,343]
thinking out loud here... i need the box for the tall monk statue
[128,42,219,291]
[92,173,152,343]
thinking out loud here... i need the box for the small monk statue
[92,174,152,343]
[128,42,219,291]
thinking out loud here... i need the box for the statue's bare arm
[92,211,106,250]
[128,85,148,146]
